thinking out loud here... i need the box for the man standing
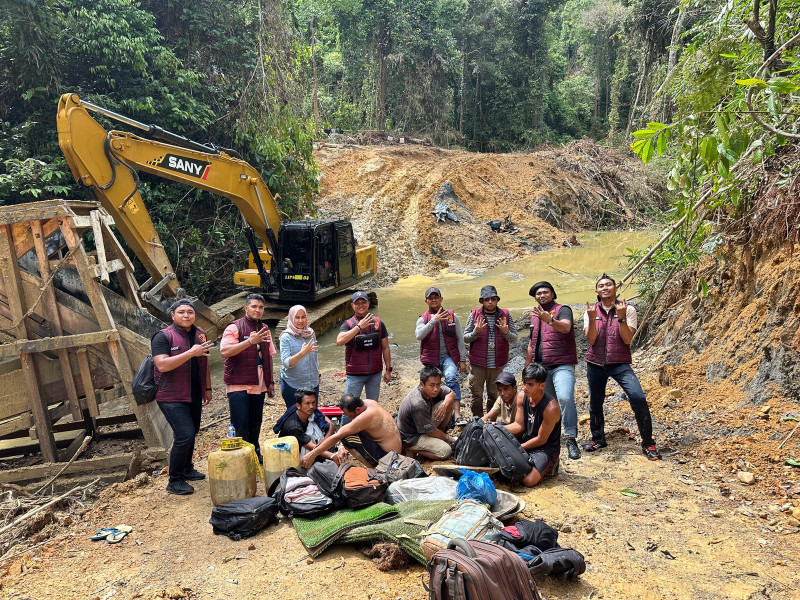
[584,274,661,460]
[336,291,392,402]
[220,293,275,461]
[523,281,580,460]
[482,371,521,426]
[396,366,456,460]
[463,285,517,418]
[152,300,213,495]
[300,394,402,468]
[506,364,562,488]
[415,287,468,425]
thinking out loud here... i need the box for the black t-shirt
[533,306,573,363]
[278,411,311,447]
[339,319,389,339]
[152,328,202,402]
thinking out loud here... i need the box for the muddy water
[316,230,657,365]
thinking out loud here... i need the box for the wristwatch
[386,366,393,372]
[618,318,627,324]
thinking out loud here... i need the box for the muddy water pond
[316,230,657,365]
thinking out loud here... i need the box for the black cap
[479,285,499,301]
[529,281,557,300]
[168,299,194,314]
[495,372,516,386]
[351,291,369,303]
[425,286,442,298]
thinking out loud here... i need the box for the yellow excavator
[56,93,377,331]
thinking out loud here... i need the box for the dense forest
[0,0,798,300]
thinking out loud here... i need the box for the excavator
[56,93,377,334]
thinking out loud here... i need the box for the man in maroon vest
[220,293,275,462]
[584,274,661,460]
[415,287,467,425]
[463,285,517,417]
[336,291,392,403]
[152,300,213,495]
[524,281,580,460]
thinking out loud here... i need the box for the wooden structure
[0,200,169,464]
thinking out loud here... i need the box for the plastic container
[260,436,300,492]
[208,437,258,506]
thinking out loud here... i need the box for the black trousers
[586,362,655,448]
[158,398,202,481]
[228,390,266,458]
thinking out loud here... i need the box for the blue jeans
[345,372,382,401]
[586,362,655,448]
[227,391,266,458]
[158,399,202,482]
[545,364,577,438]
[437,355,461,402]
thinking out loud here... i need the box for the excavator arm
[56,93,283,308]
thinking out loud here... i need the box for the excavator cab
[277,220,359,301]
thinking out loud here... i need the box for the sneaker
[566,438,581,460]
[183,467,206,481]
[643,445,662,461]
[166,480,194,495]
[583,440,608,452]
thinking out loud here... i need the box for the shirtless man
[300,394,402,468]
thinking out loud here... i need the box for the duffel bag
[334,463,387,509]
[308,459,347,508]
[453,417,490,467]
[209,496,279,541]
[375,451,426,484]
[482,423,533,482]
[419,499,503,561]
[426,538,542,600]
[528,547,586,579]
[271,467,334,519]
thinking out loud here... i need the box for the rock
[709,510,723,518]
[760,405,771,414]
[793,507,800,519]
[667,389,682,399]
[786,517,800,527]
[738,471,755,485]
[578,414,590,425]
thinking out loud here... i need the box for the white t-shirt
[583,303,638,331]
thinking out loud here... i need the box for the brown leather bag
[425,538,542,600]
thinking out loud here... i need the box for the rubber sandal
[90,528,117,541]
[106,525,133,544]
[455,418,469,427]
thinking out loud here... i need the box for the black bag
[354,330,380,351]
[332,463,387,509]
[499,519,559,552]
[528,548,586,579]
[271,468,335,518]
[209,496,279,541]
[375,451,426,484]
[131,354,158,405]
[308,460,348,508]
[482,423,533,482]
[453,418,490,467]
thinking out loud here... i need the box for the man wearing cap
[524,281,580,460]
[584,274,661,461]
[463,285,517,417]
[152,300,214,495]
[482,371,521,425]
[337,291,392,402]
[415,287,468,425]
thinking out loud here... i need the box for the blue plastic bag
[457,469,497,506]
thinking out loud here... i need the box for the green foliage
[0,156,72,201]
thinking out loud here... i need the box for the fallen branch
[35,436,92,496]
[777,422,800,450]
[200,414,230,431]
[0,478,98,537]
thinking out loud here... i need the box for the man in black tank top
[506,363,562,487]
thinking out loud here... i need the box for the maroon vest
[585,302,632,366]
[154,323,209,403]
[529,302,577,367]
[420,309,461,365]
[468,307,510,368]
[344,315,384,375]
[223,317,273,386]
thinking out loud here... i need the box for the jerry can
[260,436,299,492]
[208,437,258,506]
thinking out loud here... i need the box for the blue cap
[351,291,369,303]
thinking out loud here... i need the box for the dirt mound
[314,142,665,286]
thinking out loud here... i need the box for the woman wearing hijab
[279,305,320,407]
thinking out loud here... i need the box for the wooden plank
[13,217,59,260]
[90,210,110,284]
[0,413,32,438]
[76,348,99,418]
[31,219,82,420]
[0,224,57,462]
[57,429,88,461]
[0,329,119,358]
[100,219,135,272]
[0,448,166,484]
[0,427,76,458]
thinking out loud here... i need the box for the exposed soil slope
[315,140,664,286]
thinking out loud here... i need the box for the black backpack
[453,418,490,467]
[308,460,348,508]
[271,467,335,519]
[209,496,280,541]
[375,451,426,483]
[332,463,387,509]
[482,423,533,482]
[131,354,158,405]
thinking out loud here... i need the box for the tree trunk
[459,44,465,135]
[311,15,319,126]
[376,22,389,132]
